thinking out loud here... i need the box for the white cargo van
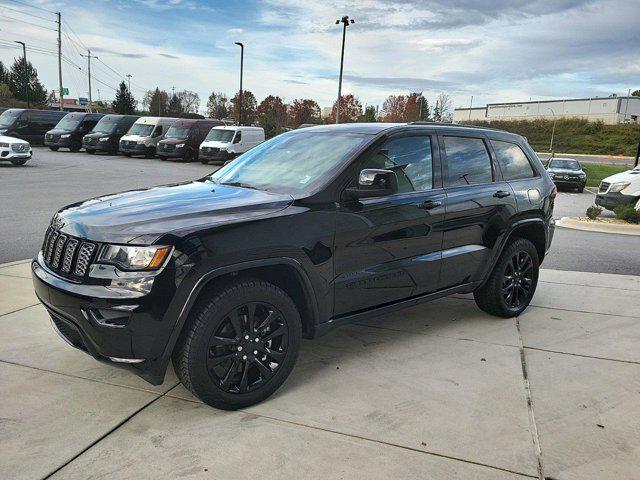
[119,117,178,158]
[199,126,265,164]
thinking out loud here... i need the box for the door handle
[418,200,442,210]
[493,190,511,198]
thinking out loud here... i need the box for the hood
[55,181,294,244]
[85,132,110,139]
[0,135,28,144]
[47,128,76,135]
[602,169,640,184]
[548,167,584,174]
[201,140,230,148]
[159,137,186,145]
[121,134,147,142]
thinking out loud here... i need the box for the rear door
[439,132,517,289]
[333,130,446,315]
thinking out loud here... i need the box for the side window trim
[440,133,496,188]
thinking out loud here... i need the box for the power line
[0,14,57,31]
[3,0,56,14]
[0,3,56,22]
[61,19,87,50]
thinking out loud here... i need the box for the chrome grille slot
[61,238,78,273]
[52,234,68,269]
[74,243,96,276]
[46,231,59,264]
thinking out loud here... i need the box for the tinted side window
[363,135,433,193]
[491,140,536,180]
[443,136,492,187]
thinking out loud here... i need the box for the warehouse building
[453,96,640,125]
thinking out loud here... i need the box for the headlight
[175,143,185,148]
[578,173,586,178]
[61,134,70,138]
[609,182,630,193]
[99,137,109,142]
[98,245,172,271]
[138,141,146,145]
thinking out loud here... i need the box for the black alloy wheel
[501,250,533,309]
[207,302,288,394]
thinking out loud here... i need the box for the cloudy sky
[0,0,637,112]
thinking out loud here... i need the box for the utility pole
[235,42,244,126]
[547,107,557,153]
[57,12,63,111]
[80,49,98,112]
[335,16,354,124]
[468,95,473,122]
[635,129,639,168]
[126,74,132,93]
[14,41,29,108]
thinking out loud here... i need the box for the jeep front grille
[42,227,99,278]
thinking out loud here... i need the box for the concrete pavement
[1,260,638,479]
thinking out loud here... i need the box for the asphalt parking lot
[1,148,638,275]
[1,260,639,480]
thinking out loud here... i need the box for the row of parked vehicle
[0,108,265,164]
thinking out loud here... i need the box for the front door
[333,131,446,316]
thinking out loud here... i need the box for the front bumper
[31,256,175,384]
[595,192,638,210]
[83,139,116,152]
[45,137,71,147]
[0,148,31,160]
[119,143,147,154]
[199,149,232,163]
[550,176,585,188]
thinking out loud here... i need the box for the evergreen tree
[231,90,257,125]
[8,57,47,105]
[167,94,184,116]
[0,61,9,85]
[359,105,377,122]
[111,81,136,114]
[143,88,169,116]
[206,91,229,119]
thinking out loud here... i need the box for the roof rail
[407,121,507,133]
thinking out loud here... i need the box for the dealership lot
[1,260,639,480]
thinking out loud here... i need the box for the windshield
[549,159,580,170]
[0,110,21,128]
[206,129,235,142]
[165,126,190,139]
[210,131,371,194]
[92,118,119,134]
[127,123,154,136]
[55,115,82,131]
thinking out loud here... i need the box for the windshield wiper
[219,181,259,190]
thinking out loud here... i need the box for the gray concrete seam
[538,280,640,293]
[523,346,640,366]
[529,304,640,320]
[515,317,546,480]
[0,303,41,318]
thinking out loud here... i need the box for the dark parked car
[0,108,67,145]
[45,112,104,152]
[545,157,586,192]
[156,119,222,162]
[32,123,555,410]
[82,114,139,155]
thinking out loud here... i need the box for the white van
[199,126,265,164]
[119,117,178,158]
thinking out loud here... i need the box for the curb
[0,258,32,269]
[557,217,640,236]
[535,152,634,160]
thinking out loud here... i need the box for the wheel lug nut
[237,346,243,351]
[253,350,258,355]
[254,338,260,342]
[244,335,250,340]
[242,355,247,360]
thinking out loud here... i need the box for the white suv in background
[595,165,640,211]
[0,135,32,166]
[199,126,265,164]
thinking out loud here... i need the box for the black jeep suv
[32,123,555,410]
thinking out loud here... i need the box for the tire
[173,279,302,410]
[577,185,584,193]
[474,238,539,318]
[49,146,59,151]
[123,152,131,157]
[200,158,209,165]
[11,158,28,165]
[85,149,95,154]
[183,148,194,163]
[69,141,81,153]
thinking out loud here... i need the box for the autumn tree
[207,91,229,119]
[143,88,169,116]
[405,93,429,122]
[8,56,47,105]
[111,81,136,114]
[288,98,321,126]
[256,95,288,138]
[231,90,257,125]
[178,90,200,114]
[328,94,362,123]
[380,95,407,122]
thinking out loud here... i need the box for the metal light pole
[635,129,639,168]
[235,42,244,126]
[335,16,354,124]
[126,74,132,93]
[547,107,557,153]
[57,12,63,111]
[14,41,29,108]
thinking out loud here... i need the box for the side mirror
[346,169,397,199]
